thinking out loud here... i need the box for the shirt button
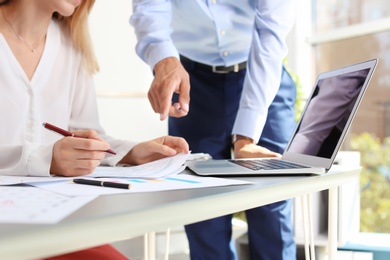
[221,30,226,36]
[223,51,229,57]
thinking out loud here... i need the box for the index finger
[71,138,110,153]
[73,129,104,141]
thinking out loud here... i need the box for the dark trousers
[169,59,297,260]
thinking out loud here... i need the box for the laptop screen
[286,68,370,159]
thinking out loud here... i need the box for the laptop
[187,58,378,176]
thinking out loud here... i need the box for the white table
[0,165,360,260]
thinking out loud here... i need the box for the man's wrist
[232,134,255,144]
[153,57,179,74]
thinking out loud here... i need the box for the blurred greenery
[284,58,306,122]
[350,132,390,233]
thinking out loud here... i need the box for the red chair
[44,244,128,260]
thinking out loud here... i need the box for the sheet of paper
[31,174,253,196]
[88,152,190,178]
[0,176,68,185]
[0,186,96,224]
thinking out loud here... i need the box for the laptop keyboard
[229,159,309,171]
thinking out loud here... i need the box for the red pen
[42,122,116,155]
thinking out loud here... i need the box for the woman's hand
[120,136,189,165]
[50,130,111,176]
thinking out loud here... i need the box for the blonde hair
[55,0,99,74]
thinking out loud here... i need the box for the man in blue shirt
[131,1,297,259]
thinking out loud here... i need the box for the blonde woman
[0,0,188,258]
[0,0,188,176]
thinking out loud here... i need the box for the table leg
[301,193,316,260]
[164,228,170,260]
[301,195,310,260]
[148,232,156,260]
[328,187,338,259]
[144,232,156,260]
[308,193,316,260]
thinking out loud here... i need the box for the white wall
[89,0,168,141]
[285,0,313,96]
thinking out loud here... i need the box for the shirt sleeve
[0,143,53,177]
[130,0,179,70]
[232,0,296,142]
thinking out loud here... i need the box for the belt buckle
[211,64,239,74]
[212,66,229,74]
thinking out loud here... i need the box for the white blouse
[0,20,136,176]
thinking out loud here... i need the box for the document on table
[32,173,254,196]
[88,152,190,178]
[0,153,191,186]
[0,186,96,224]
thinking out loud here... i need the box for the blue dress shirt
[130,0,295,143]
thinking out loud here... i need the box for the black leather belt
[180,55,247,74]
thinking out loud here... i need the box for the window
[312,0,390,234]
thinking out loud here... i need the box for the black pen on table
[42,122,116,155]
[73,178,131,190]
